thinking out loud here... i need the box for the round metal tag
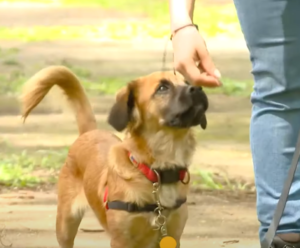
[159,236,177,248]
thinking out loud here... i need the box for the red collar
[128,152,187,184]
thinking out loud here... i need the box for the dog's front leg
[107,211,159,248]
[110,238,131,248]
[165,204,189,248]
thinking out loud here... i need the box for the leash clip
[152,170,168,237]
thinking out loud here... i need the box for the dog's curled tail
[21,65,97,135]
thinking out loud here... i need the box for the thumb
[196,40,222,81]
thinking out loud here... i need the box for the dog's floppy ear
[108,83,135,132]
[200,114,207,130]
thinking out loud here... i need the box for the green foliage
[0,146,250,191]
[0,142,68,188]
[192,169,252,191]
[193,170,224,190]
[206,78,253,96]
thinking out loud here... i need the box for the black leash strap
[261,131,300,248]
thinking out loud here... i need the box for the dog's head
[108,71,208,133]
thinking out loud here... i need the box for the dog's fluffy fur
[20,66,208,248]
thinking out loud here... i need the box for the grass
[0,1,241,41]
[0,151,251,190]
[210,78,252,96]
[0,140,68,188]
[192,170,254,192]
[0,140,252,191]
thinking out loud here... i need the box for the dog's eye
[154,79,172,95]
[157,84,169,92]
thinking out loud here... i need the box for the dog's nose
[187,86,202,95]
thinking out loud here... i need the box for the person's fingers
[172,30,222,87]
[178,61,221,87]
[189,68,221,88]
[196,62,222,84]
[196,40,222,80]
[196,60,205,72]
[173,57,191,77]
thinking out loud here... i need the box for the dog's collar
[103,187,186,212]
[102,153,190,213]
[128,152,189,184]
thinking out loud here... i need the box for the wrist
[169,0,193,32]
[171,19,193,33]
[170,23,198,40]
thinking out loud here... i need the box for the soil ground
[0,190,259,248]
[0,4,263,248]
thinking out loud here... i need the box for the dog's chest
[158,184,180,208]
[146,130,196,165]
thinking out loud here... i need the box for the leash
[261,131,300,248]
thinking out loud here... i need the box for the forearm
[186,0,195,21]
[169,0,196,31]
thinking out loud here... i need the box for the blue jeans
[233,0,300,242]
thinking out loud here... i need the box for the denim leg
[233,0,300,241]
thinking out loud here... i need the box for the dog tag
[160,236,177,248]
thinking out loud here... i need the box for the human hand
[171,25,222,87]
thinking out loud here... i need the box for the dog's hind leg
[56,164,88,248]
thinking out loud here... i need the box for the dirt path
[0,190,259,248]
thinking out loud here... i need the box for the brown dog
[20,66,208,248]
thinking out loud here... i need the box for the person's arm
[186,0,195,21]
[169,0,195,32]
